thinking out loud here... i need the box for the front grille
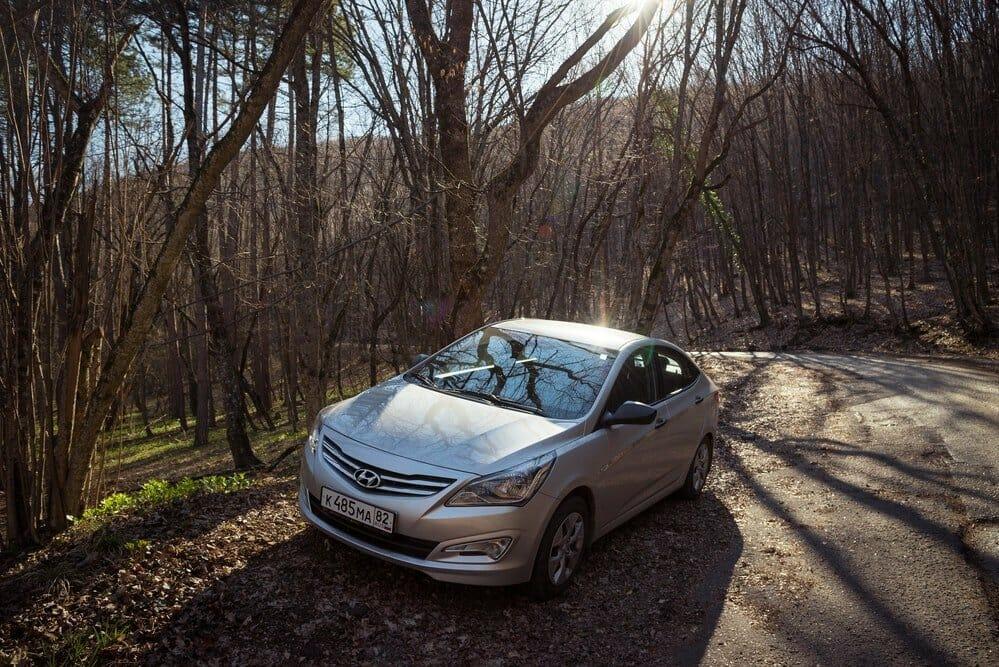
[321,435,455,497]
[308,493,438,559]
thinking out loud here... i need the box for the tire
[677,435,713,499]
[529,496,590,600]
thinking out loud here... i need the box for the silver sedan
[299,319,719,597]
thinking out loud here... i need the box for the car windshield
[407,326,616,420]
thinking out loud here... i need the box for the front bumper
[298,432,557,586]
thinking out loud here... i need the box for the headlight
[307,406,335,454]
[446,452,555,506]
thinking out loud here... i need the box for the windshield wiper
[405,371,435,388]
[493,396,544,415]
[408,376,543,415]
[458,390,543,415]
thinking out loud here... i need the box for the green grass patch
[104,415,307,473]
[82,473,252,523]
[124,538,151,553]
[86,528,130,555]
[97,379,376,480]
[49,620,130,666]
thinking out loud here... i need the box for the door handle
[654,417,668,429]
[694,396,704,404]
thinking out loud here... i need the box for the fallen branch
[266,442,303,472]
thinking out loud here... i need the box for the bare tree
[403,0,660,335]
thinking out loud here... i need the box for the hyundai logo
[354,468,381,489]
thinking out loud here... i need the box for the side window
[605,347,656,413]
[654,347,698,400]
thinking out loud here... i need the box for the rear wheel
[529,496,589,600]
[677,436,713,499]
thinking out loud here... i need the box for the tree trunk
[173,0,259,467]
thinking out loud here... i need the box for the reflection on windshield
[409,326,616,419]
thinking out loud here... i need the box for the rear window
[654,346,699,400]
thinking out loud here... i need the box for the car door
[594,345,663,527]
[652,346,705,486]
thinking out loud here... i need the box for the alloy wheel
[691,441,710,492]
[548,511,585,585]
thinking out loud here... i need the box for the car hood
[322,377,577,473]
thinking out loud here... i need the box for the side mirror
[604,401,657,428]
[411,353,430,367]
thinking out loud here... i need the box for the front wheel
[677,436,713,499]
[529,496,589,600]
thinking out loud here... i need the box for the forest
[2,0,996,552]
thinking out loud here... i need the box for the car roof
[493,318,647,351]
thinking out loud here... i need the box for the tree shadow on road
[784,435,997,506]
[725,423,987,664]
[780,352,998,433]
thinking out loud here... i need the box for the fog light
[444,537,513,560]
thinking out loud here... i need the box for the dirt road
[2,352,996,664]
[695,352,998,665]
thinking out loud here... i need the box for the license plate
[321,487,395,534]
